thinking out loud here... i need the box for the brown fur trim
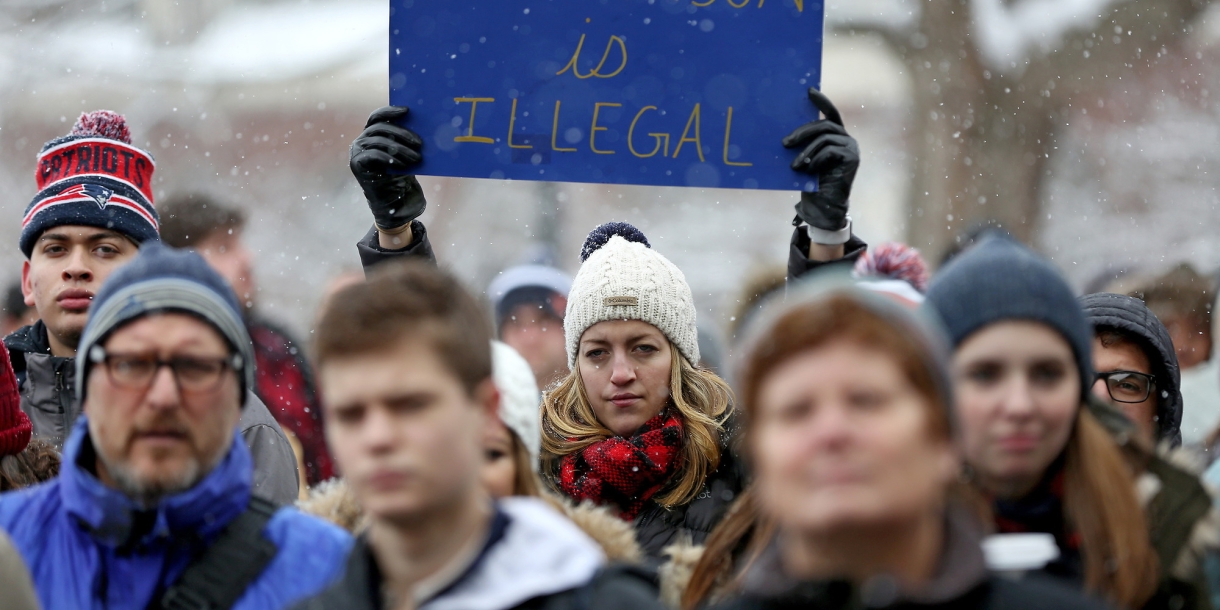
[659,540,704,610]
[1170,504,1220,581]
[297,478,368,534]
[1154,446,1220,582]
[540,494,643,564]
[295,482,645,563]
[1160,444,1209,476]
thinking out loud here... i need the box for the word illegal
[452,97,754,168]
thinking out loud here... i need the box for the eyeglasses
[89,346,242,393]
[1094,370,1156,404]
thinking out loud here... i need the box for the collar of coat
[4,321,63,376]
[737,504,989,607]
[58,416,252,549]
[317,497,608,610]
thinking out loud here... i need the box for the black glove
[349,106,427,230]
[783,88,859,232]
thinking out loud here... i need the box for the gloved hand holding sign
[783,88,860,245]
[349,106,428,231]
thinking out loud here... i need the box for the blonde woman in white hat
[540,222,740,559]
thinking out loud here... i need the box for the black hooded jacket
[1079,292,1183,447]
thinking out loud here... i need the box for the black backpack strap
[157,496,281,610]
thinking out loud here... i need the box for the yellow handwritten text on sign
[556,33,628,79]
[452,98,753,168]
[691,0,804,9]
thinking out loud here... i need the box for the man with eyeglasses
[1080,292,1183,447]
[0,244,351,609]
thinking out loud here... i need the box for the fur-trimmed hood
[296,479,645,565]
[297,478,368,534]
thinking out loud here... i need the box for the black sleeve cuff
[787,226,868,283]
[356,220,438,275]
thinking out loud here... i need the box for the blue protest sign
[388,0,823,190]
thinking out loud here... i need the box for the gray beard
[95,441,228,507]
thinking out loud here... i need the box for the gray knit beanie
[924,235,1093,403]
[76,243,255,407]
[564,222,699,368]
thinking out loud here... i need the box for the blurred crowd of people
[2,87,1220,610]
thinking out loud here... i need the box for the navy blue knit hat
[924,235,1093,402]
[75,244,254,407]
[21,111,160,258]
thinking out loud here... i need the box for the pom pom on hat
[853,242,930,293]
[580,221,650,262]
[70,110,132,144]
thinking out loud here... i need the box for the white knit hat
[492,340,541,466]
[564,222,699,369]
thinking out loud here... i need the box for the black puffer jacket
[1079,292,1183,447]
[709,508,1114,610]
[634,444,745,559]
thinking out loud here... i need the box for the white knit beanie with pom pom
[564,222,699,369]
[491,340,541,467]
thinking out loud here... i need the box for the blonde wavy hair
[541,345,734,508]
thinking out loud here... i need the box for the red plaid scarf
[559,411,684,521]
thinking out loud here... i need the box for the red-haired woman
[693,281,1108,610]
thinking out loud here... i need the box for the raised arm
[349,106,437,273]
[784,88,866,282]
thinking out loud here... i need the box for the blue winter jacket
[0,417,352,610]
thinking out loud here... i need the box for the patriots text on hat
[20,110,160,258]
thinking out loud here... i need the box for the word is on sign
[389,0,823,190]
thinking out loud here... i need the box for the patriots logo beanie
[20,110,160,258]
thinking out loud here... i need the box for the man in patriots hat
[4,111,301,505]
[6,111,160,446]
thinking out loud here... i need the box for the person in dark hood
[696,280,1109,610]
[1079,293,1183,448]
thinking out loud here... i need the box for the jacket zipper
[55,367,70,437]
[636,504,659,531]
